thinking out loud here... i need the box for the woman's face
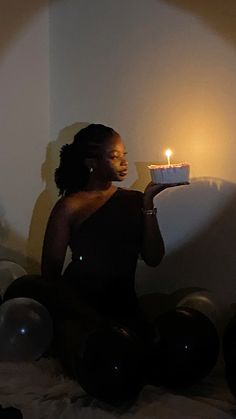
[100,134,128,182]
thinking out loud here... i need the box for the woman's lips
[119,170,128,176]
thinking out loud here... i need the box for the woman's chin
[117,170,128,180]
[117,174,127,182]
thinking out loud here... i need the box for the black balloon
[150,307,220,388]
[72,324,145,404]
[3,274,55,319]
[223,315,236,398]
[225,364,236,399]
[223,315,236,367]
[0,260,27,298]
[4,274,43,301]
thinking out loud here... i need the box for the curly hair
[55,124,118,196]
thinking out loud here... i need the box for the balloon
[0,405,23,418]
[223,314,236,366]
[72,324,145,404]
[225,364,236,399]
[222,314,236,398]
[175,289,221,326]
[3,274,47,304]
[0,260,27,298]
[150,307,220,388]
[0,297,53,362]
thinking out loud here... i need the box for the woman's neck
[82,180,114,193]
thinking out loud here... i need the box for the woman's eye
[110,153,127,160]
[108,154,119,160]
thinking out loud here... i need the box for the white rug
[0,357,236,419]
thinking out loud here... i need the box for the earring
[89,167,94,173]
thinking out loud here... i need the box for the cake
[148,163,190,184]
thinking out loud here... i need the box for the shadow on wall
[0,203,28,269]
[0,0,48,57]
[159,0,236,46]
[26,122,89,273]
[135,176,236,306]
[0,0,60,271]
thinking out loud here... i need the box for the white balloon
[0,260,27,297]
[154,179,236,255]
[0,297,53,362]
[176,290,220,326]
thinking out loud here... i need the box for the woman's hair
[55,123,118,196]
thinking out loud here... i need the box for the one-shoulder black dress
[63,187,145,328]
[4,188,151,341]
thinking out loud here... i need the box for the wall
[48,0,236,304]
[0,1,50,270]
[1,0,236,306]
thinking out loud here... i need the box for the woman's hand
[143,181,189,209]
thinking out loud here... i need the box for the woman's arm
[141,182,188,267]
[41,198,71,282]
[141,183,165,267]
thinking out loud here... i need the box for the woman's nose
[120,156,128,166]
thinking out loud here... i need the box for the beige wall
[0,1,50,270]
[49,1,236,302]
[1,0,236,304]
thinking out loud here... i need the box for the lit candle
[165,149,172,166]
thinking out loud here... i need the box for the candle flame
[165,149,172,166]
[165,149,172,158]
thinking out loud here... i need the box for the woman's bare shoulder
[51,193,84,217]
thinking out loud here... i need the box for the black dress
[3,188,157,380]
[63,187,145,327]
[4,188,152,353]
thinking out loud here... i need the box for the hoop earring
[89,167,94,173]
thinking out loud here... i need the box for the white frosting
[148,163,190,184]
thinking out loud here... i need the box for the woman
[4,124,175,369]
[41,124,166,318]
